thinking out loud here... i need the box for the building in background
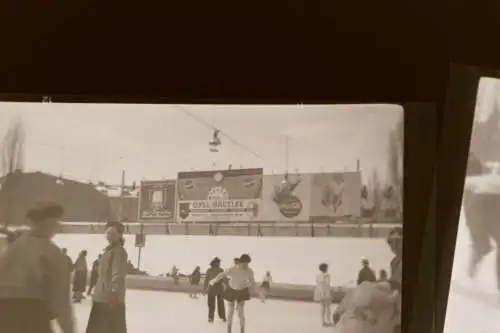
[0,171,114,226]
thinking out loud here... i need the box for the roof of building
[0,171,116,225]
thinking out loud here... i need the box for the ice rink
[444,206,500,333]
[55,290,335,333]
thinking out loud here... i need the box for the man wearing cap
[357,259,377,286]
[0,202,75,333]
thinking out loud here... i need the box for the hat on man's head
[26,201,64,222]
[387,226,403,244]
[239,254,251,264]
[105,221,125,234]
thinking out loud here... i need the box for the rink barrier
[58,221,401,238]
[125,275,351,303]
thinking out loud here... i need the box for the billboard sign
[258,174,312,221]
[309,172,362,221]
[138,180,176,221]
[177,168,263,222]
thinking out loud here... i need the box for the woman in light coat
[86,221,128,333]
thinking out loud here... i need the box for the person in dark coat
[72,250,88,303]
[357,259,377,285]
[204,257,226,323]
[62,248,74,272]
[86,221,128,333]
[189,266,201,299]
[87,254,102,296]
[0,201,75,333]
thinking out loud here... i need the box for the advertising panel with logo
[138,180,176,221]
[259,174,312,222]
[309,172,362,221]
[177,168,263,222]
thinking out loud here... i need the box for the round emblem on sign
[214,172,224,182]
[278,196,303,218]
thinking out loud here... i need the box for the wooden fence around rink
[57,220,401,238]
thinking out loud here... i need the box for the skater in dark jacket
[87,254,102,296]
[204,257,226,323]
[189,266,201,299]
[357,259,377,285]
[72,250,88,303]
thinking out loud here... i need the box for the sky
[0,103,403,185]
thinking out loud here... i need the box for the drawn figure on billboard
[139,181,176,221]
[321,173,345,214]
[151,190,165,210]
[272,173,303,218]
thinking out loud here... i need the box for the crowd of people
[0,200,402,333]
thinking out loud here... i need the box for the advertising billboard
[258,174,312,222]
[309,172,362,221]
[138,180,176,221]
[177,168,263,222]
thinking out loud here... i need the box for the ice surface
[54,234,393,286]
[54,290,335,333]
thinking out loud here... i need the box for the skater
[72,250,88,303]
[204,257,226,323]
[357,259,376,285]
[62,248,74,272]
[171,265,180,284]
[189,266,201,299]
[0,202,75,333]
[88,254,102,296]
[378,269,389,282]
[209,254,261,333]
[86,221,128,333]
[259,271,272,302]
[314,263,332,327]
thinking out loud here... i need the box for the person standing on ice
[87,254,102,296]
[204,257,226,323]
[85,221,128,333]
[314,263,333,327]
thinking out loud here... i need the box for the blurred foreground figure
[0,202,75,333]
[462,155,500,296]
[333,227,402,333]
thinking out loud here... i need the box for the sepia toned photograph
[0,102,403,333]
[444,76,500,333]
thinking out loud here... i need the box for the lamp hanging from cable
[209,129,221,152]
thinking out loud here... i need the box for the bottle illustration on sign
[272,173,303,218]
[321,174,345,214]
